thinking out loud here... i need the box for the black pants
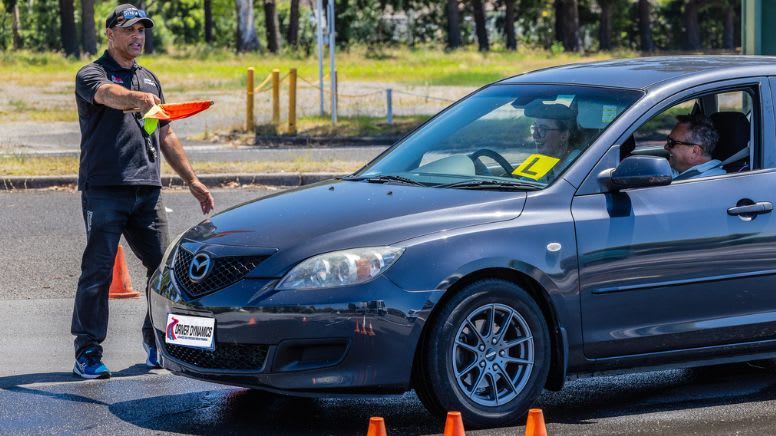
[71,186,169,359]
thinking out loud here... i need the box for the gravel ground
[0,75,473,154]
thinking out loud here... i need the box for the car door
[571,78,776,359]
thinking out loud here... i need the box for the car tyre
[419,278,550,428]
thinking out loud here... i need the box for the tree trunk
[58,0,79,56]
[598,0,612,50]
[446,0,462,49]
[504,0,517,50]
[11,1,22,50]
[683,0,701,51]
[204,0,213,43]
[80,0,96,55]
[638,0,654,52]
[264,0,281,53]
[723,3,735,50]
[287,0,300,46]
[235,0,260,52]
[555,0,581,52]
[472,0,489,51]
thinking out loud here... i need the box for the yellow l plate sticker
[512,154,561,180]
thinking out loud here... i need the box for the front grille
[164,341,269,370]
[172,247,267,297]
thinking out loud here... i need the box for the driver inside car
[524,100,581,180]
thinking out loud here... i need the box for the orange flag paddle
[141,100,215,134]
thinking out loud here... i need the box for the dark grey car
[149,56,776,427]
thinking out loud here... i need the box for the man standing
[72,4,214,379]
[664,114,725,180]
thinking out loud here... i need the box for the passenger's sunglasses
[665,136,698,149]
[530,124,563,138]
[109,8,147,28]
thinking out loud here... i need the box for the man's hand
[137,92,161,115]
[188,179,215,215]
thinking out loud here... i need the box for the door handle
[727,201,773,216]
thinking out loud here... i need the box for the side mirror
[599,155,673,191]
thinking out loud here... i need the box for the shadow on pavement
[535,365,776,425]
[110,388,441,435]
[0,364,158,389]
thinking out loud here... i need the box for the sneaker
[144,342,161,368]
[73,349,111,379]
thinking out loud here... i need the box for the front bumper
[148,266,437,395]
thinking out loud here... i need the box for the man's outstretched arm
[159,123,215,214]
[94,83,159,114]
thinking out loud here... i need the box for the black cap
[106,4,154,29]
[524,100,576,121]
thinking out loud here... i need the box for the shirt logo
[143,78,156,87]
[110,74,124,84]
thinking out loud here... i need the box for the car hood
[180,180,526,276]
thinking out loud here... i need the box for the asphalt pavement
[3,188,776,435]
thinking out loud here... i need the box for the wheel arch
[411,266,567,393]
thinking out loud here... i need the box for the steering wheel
[468,149,514,175]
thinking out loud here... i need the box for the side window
[624,88,755,180]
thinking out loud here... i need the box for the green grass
[0,99,76,122]
[0,46,630,88]
[0,155,363,176]
[257,114,429,137]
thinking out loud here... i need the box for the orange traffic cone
[109,244,140,299]
[444,411,465,436]
[366,417,387,436]
[524,408,547,436]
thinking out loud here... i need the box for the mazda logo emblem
[188,253,213,283]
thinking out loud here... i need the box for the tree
[598,0,613,50]
[683,0,700,51]
[264,0,280,53]
[58,0,79,56]
[235,0,259,52]
[81,0,96,55]
[446,0,461,48]
[503,0,517,50]
[638,0,654,52]
[555,0,581,52]
[2,0,23,49]
[722,1,735,50]
[204,0,213,43]
[472,0,489,51]
[287,0,299,47]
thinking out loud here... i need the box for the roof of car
[501,56,776,90]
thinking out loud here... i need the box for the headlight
[276,247,405,290]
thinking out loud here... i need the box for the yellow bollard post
[246,67,255,133]
[272,69,280,126]
[288,68,297,135]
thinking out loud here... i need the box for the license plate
[165,314,215,349]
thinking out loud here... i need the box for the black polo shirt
[75,51,169,190]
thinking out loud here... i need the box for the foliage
[0,0,747,55]
[21,0,61,52]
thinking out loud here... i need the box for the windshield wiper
[342,175,427,186]
[437,179,543,191]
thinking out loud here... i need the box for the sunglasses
[109,8,147,28]
[665,136,698,149]
[530,124,563,138]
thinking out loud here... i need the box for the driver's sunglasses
[109,8,147,28]
[530,124,562,138]
[665,136,698,149]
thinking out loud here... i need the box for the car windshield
[353,84,643,190]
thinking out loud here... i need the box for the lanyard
[130,70,157,162]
